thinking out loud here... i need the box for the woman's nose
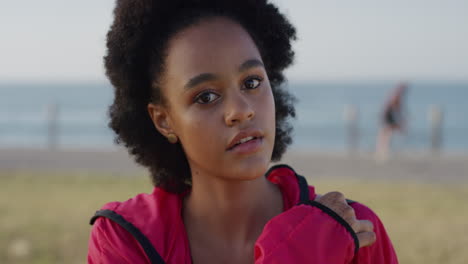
[224,92,255,127]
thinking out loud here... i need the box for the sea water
[1,81,467,153]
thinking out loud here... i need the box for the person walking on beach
[376,82,408,159]
[88,0,398,263]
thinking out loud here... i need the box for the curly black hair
[105,0,297,193]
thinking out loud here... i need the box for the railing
[343,105,444,155]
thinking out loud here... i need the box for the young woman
[88,0,398,263]
[376,83,408,159]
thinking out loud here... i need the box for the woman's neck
[183,170,283,250]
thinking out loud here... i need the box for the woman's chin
[224,157,271,181]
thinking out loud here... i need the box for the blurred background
[1,0,467,263]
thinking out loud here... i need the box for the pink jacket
[88,165,398,263]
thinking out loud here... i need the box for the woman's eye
[243,76,263,90]
[194,91,219,104]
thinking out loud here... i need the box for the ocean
[1,81,467,153]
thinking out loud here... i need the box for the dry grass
[0,171,467,264]
[0,171,151,264]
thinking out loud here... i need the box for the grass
[0,171,467,264]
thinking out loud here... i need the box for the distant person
[376,82,408,159]
[88,1,398,263]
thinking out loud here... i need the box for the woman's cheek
[183,113,215,149]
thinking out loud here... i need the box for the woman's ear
[147,103,174,137]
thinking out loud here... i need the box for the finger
[353,219,374,233]
[321,191,346,203]
[316,191,346,208]
[340,205,356,223]
[357,231,377,248]
[316,192,354,221]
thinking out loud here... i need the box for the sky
[0,0,467,82]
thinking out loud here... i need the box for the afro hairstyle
[105,0,297,193]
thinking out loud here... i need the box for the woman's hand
[315,192,376,248]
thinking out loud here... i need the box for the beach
[1,148,466,183]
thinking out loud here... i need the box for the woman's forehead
[163,17,263,82]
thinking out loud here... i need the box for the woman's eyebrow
[184,59,264,91]
[239,59,264,72]
[184,73,217,91]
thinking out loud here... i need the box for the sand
[0,148,467,183]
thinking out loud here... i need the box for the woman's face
[149,17,276,181]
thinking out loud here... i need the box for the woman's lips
[227,137,263,154]
[227,129,264,150]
